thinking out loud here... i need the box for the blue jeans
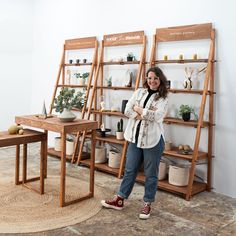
[118,136,164,203]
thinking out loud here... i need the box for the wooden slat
[168,89,210,95]
[102,61,141,65]
[103,31,144,46]
[85,133,125,145]
[164,117,209,128]
[65,37,97,50]
[96,86,135,90]
[155,59,209,64]
[156,23,212,42]
[91,110,127,118]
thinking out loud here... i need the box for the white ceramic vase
[116,131,124,140]
[66,139,74,156]
[58,109,76,122]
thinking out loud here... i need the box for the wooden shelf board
[64,63,93,66]
[154,59,209,64]
[85,133,125,145]
[48,147,72,162]
[80,159,119,176]
[96,86,135,90]
[164,117,209,128]
[48,147,89,162]
[57,84,91,88]
[136,172,207,196]
[91,110,127,118]
[163,147,208,161]
[168,89,210,95]
[102,61,141,65]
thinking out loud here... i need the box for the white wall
[0,0,33,129]
[1,0,235,197]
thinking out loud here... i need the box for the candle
[179,54,184,60]
[164,55,168,60]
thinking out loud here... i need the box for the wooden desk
[15,115,98,207]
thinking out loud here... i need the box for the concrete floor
[0,145,235,236]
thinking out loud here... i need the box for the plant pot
[66,139,74,156]
[54,137,61,152]
[58,109,76,122]
[108,151,121,168]
[165,141,172,151]
[116,131,124,140]
[77,77,85,85]
[127,56,133,61]
[168,165,190,186]
[182,112,191,121]
[95,146,106,163]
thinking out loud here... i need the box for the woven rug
[0,174,104,233]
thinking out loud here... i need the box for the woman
[101,67,168,219]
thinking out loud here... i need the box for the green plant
[74,72,89,79]
[127,52,134,57]
[117,119,124,132]
[54,88,85,113]
[106,76,112,86]
[178,104,198,119]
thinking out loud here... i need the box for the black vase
[121,100,128,114]
[182,112,191,121]
[127,56,133,61]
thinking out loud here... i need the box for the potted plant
[127,52,134,61]
[82,72,89,84]
[178,104,195,121]
[54,88,85,122]
[116,118,124,140]
[106,76,112,87]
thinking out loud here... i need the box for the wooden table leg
[23,144,27,183]
[60,131,66,207]
[44,130,48,178]
[15,145,20,185]
[90,129,96,196]
[40,140,45,194]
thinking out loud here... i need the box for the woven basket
[108,151,121,168]
[158,161,167,180]
[95,146,106,163]
[168,165,190,186]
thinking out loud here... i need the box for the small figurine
[100,123,105,131]
[183,67,194,89]
[100,101,105,111]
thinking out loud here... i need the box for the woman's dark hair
[143,66,168,99]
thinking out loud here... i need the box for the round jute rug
[0,175,103,233]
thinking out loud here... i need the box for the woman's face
[147,71,160,90]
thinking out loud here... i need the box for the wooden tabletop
[15,115,98,133]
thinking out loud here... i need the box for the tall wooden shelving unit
[76,31,146,178]
[136,23,215,200]
[48,37,98,162]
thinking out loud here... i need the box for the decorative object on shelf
[108,150,121,168]
[66,69,71,84]
[163,55,168,60]
[41,101,47,118]
[178,144,192,155]
[124,69,133,87]
[183,67,194,89]
[96,128,111,137]
[127,52,134,61]
[178,104,195,121]
[8,124,23,135]
[95,145,106,163]
[179,54,184,60]
[166,80,171,89]
[106,76,112,87]
[121,100,128,114]
[193,66,207,89]
[66,137,74,156]
[117,57,124,62]
[165,141,172,151]
[54,137,61,152]
[54,87,85,122]
[158,160,167,180]
[193,54,198,60]
[169,165,190,186]
[76,59,80,64]
[116,119,124,140]
[99,95,106,111]
[69,59,73,64]
[83,58,87,63]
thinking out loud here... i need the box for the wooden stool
[0,129,47,194]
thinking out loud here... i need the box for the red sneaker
[139,202,151,219]
[101,195,124,210]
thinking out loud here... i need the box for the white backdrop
[0,0,236,198]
